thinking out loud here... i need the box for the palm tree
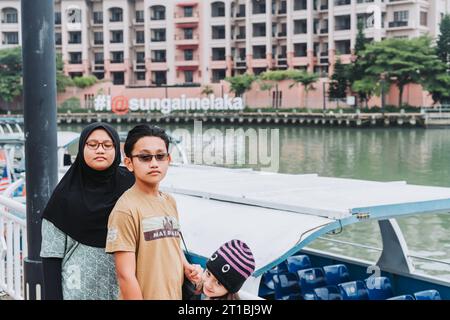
[288,70,319,109]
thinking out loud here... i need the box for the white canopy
[161,164,450,276]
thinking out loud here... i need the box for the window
[69,52,82,64]
[136,72,146,81]
[294,43,307,57]
[335,40,351,55]
[335,15,351,31]
[252,23,266,37]
[93,12,103,24]
[112,72,124,85]
[294,0,307,11]
[184,28,194,40]
[237,4,246,17]
[394,10,408,21]
[151,6,166,20]
[110,30,123,43]
[212,25,226,39]
[111,51,124,63]
[136,10,144,23]
[211,2,225,17]
[151,50,166,62]
[294,19,307,34]
[55,33,62,45]
[68,31,82,44]
[94,52,104,64]
[252,0,266,14]
[184,49,194,61]
[151,29,166,42]
[184,70,194,83]
[184,6,194,17]
[420,12,427,26]
[253,45,266,59]
[110,8,123,22]
[4,8,18,23]
[136,30,145,43]
[152,71,167,85]
[136,52,145,63]
[212,48,226,61]
[54,12,61,25]
[212,69,226,83]
[94,32,103,44]
[4,32,18,45]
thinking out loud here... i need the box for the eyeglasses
[130,153,169,162]
[85,140,115,150]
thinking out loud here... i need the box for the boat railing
[0,193,27,300]
[316,236,450,267]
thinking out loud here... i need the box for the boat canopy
[161,164,450,276]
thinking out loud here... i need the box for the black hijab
[42,123,135,248]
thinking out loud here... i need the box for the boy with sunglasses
[105,124,201,299]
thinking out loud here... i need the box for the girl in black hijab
[40,123,134,300]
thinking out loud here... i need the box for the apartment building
[1,0,449,87]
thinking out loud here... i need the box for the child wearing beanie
[193,239,255,300]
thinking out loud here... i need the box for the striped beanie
[206,239,255,294]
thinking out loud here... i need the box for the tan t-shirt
[105,185,184,300]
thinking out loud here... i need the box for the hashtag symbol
[94,95,110,111]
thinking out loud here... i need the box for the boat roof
[161,164,450,276]
[0,131,79,148]
[57,131,80,148]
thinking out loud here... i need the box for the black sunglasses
[130,153,169,162]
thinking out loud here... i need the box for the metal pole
[381,78,385,114]
[21,0,58,300]
[323,81,326,111]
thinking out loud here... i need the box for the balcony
[133,60,146,71]
[175,54,200,67]
[174,11,200,25]
[278,31,287,37]
[335,0,351,5]
[387,0,415,5]
[234,57,247,68]
[174,34,199,46]
[388,20,409,28]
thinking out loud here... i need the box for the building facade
[1,0,450,88]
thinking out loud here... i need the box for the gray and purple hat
[206,239,256,294]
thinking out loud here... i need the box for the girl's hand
[184,263,203,283]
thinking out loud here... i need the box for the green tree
[348,22,371,107]
[225,73,256,106]
[0,47,22,103]
[287,70,319,109]
[328,58,348,107]
[358,36,443,107]
[437,14,450,70]
[56,53,74,92]
[201,85,214,96]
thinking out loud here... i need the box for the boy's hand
[184,263,203,283]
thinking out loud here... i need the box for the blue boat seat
[338,280,369,300]
[276,261,289,273]
[314,285,342,300]
[273,273,302,300]
[261,268,279,291]
[365,276,393,300]
[323,264,350,286]
[297,268,327,293]
[286,255,312,274]
[387,295,415,300]
[414,290,441,300]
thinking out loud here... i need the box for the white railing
[0,185,27,300]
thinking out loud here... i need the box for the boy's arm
[115,251,143,300]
